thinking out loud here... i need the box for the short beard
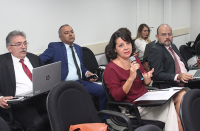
[159,39,172,46]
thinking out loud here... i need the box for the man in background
[148,24,193,89]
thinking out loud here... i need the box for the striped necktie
[19,59,32,81]
[69,45,82,83]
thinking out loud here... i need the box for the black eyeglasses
[10,42,29,47]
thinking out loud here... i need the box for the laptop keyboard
[194,70,200,77]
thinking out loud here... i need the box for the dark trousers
[77,80,109,120]
[12,94,49,131]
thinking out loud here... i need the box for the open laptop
[7,61,61,104]
[188,69,200,79]
[143,40,156,61]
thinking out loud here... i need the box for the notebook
[7,61,61,104]
[187,69,200,79]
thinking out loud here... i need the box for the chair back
[102,72,123,112]
[0,117,11,131]
[180,89,200,131]
[193,33,200,50]
[135,125,162,131]
[105,44,111,63]
[179,45,193,62]
[82,47,99,73]
[195,41,200,56]
[47,81,101,131]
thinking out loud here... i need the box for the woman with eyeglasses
[135,24,151,72]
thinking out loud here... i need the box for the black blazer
[148,42,189,88]
[0,53,42,96]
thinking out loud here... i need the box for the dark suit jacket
[148,42,189,88]
[0,53,42,96]
[39,42,88,81]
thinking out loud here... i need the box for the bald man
[148,24,193,89]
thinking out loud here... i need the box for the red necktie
[168,47,181,74]
[19,59,32,82]
[168,47,184,87]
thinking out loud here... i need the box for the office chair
[82,46,107,111]
[186,33,200,55]
[179,45,193,63]
[82,47,105,82]
[0,105,50,131]
[195,40,200,56]
[47,81,133,131]
[135,125,162,131]
[180,89,200,131]
[105,44,111,63]
[0,116,12,131]
[102,74,165,129]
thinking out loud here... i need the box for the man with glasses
[148,24,193,89]
[0,30,49,131]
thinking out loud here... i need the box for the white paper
[134,87,183,101]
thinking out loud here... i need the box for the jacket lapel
[26,53,37,68]
[5,53,16,94]
[61,42,68,67]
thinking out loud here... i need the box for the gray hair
[58,24,69,36]
[6,30,26,46]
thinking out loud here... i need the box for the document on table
[134,87,184,102]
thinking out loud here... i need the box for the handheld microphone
[130,56,144,80]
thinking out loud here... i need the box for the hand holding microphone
[130,56,144,80]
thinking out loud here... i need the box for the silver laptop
[16,61,61,97]
[188,69,200,79]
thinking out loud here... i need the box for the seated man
[0,30,49,131]
[148,24,194,89]
[39,24,108,122]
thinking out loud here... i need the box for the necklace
[117,58,130,70]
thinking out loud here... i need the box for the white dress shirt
[64,43,83,81]
[11,54,33,96]
[165,46,187,81]
[135,38,148,60]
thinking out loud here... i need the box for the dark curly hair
[107,30,136,60]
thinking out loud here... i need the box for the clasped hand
[0,96,13,109]
[86,71,97,82]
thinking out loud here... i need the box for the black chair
[186,33,200,55]
[179,45,193,63]
[0,107,50,131]
[180,89,200,131]
[0,116,12,131]
[47,81,133,131]
[135,124,162,131]
[82,47,99,74]
[105,44,111,63]
[82,47,105,81]
[195,40,200,56]
[0,108,25,131]
[102,75,165,129]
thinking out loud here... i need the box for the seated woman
[135,24,151,72]
[103,30,185,131]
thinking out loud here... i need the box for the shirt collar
[63,42,74,50]
[11,54,28,64]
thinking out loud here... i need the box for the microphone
[130,56,144,80]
